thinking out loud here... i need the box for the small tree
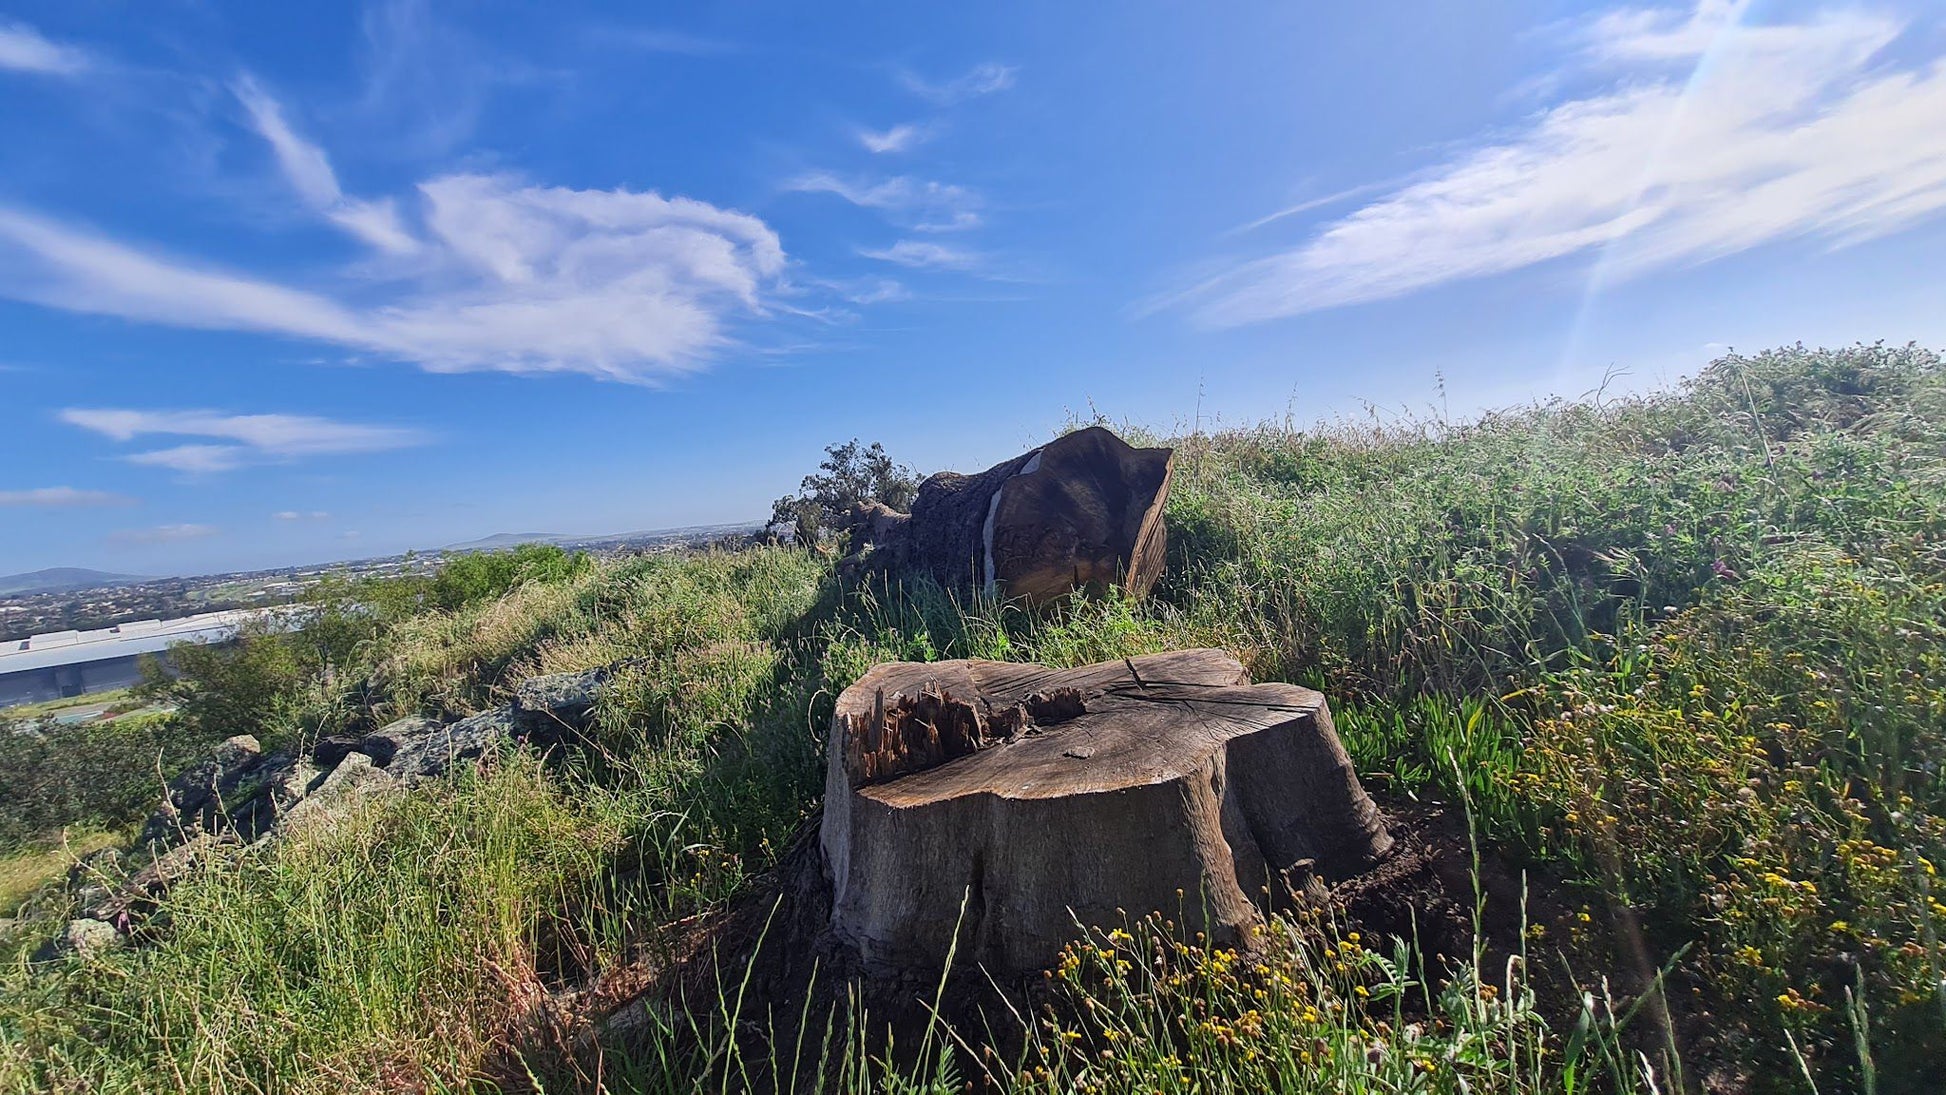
[136,621,309,746]
[769,439,920,547]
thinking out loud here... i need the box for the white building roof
[0,608,290,674]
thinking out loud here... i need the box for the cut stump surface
[821,649,1392,975]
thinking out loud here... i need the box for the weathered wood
[845,427,1174,607]
[821,650,1392,974]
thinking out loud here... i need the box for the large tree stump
[845,427,1173,607]
[821,650,1392,975]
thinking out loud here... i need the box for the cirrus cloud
[1178,0,1946,325]
[61,408,432,474]
[857,123,929,155]
[0,20,91,77]
[786,171,981,232]
[897,62,1015,104]
[234,74,418,255]
[0,80,790,384]
[857,239,985,271]
[0,486,132,506]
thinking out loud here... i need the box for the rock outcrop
[54,664,625,958]
[136,734,276,846]
[515,665,611,732]
[841,427,1174,607]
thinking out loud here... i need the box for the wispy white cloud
[858,240,983,271]
[1180,0,1946,326]
[126,445,257,474]
[0,208,375,341]
[798,275,912,307]
[787,171,980,231]
[233,75,418,254]
[841,278,911,304]
[1228,179,1401,236]
[0,486,132,507]
[353,0,527,158]
[0,47,803,384]
[858,123,929,154]
[61,408,431,474]
[273,510,332,521]
[0,155,790,382]
[898,61,1015,104]
[109,523,218,546]
[62,408,427,453]
[0,20,91,77]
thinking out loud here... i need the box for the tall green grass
[1,343,1940,1092]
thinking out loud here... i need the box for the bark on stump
[820,649,1392,975]
[845,426,1173,607]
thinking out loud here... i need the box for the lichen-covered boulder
[515,666,610,731]
[387,706,521,784]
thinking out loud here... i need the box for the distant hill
[439,532,570,552]
[441,524,761,553]
[587,522,762,543]
[0,568,151,596]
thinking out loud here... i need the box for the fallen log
[845,426,1173,606]
[820,649,1392,975]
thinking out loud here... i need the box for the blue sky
[3,0,1945,576]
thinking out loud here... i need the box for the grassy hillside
[2,343,1941,1093]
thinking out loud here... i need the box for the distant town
[0,523,760,645]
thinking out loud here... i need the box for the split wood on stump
[843,426,1174,607]
[820,649,1393,975]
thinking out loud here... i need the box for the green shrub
[0,712,190,854]
[134,623,343,751]
[426,543,589,612]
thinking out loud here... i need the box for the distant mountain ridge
[6,526,766,600]
[441,523,760,553]
[440,532,569,551]
[0,568,151,596]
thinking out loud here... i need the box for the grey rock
[514,667,610,732]
[312,734,364,767]
[134,733,337,850]
[224,752,306,841]
[278,757,328,801]
[64,917,120,957]
[277,752,397,831]
[358,717,439,768]
[385,706,520,784]
[247,755,328,839]
[33,917,122,962]
[316,751,392,795]
[138,734,268,847]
